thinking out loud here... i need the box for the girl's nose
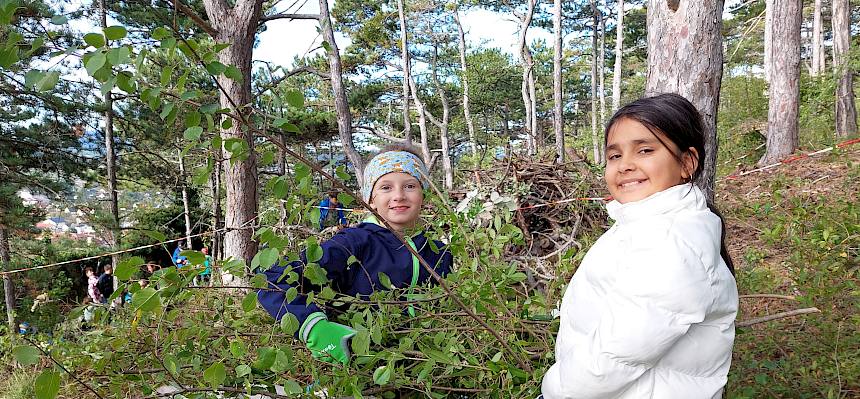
[619,156,635,173]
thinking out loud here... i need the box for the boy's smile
[369,172,423,232]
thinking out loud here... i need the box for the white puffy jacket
[541,184,738,399]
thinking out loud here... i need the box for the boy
[258,145,453,365]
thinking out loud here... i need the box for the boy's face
[369,172,423,232]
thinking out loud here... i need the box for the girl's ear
[682,147,700,180]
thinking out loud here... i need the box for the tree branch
[259,13,320,24]
[738,307,821,327]
[355,125,408,143]
[255,65,330,97]
[174,0,217,37]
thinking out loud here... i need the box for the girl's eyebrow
[605,138,657,152]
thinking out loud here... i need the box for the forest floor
[719,145,860,398]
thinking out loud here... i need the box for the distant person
[84,267,104,304]
[96,264,115,304]
[194,247,213,286]
[172,244,188,268]
[541,94,739,398]
[318,191,347,230]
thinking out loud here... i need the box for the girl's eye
[379,185,391,191]
[638,148,653,154]
[607,153,620,160]
[406,184,417,190]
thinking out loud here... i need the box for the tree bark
[318,0,365,186]
[453,8,478,160]
[833,0,858,138]
[553,0,564,163]
[100,0,120,272]
[811,0,824,76]
[590,0,601,164]
[764,0,772,83]
[407,75,432,165]
[646,0,724,201]
[398,0,412,145]
[274,133,287,228]
[613,0,624,112]
[0,226,14,333]
[178,149,193,247]
[760,0,801,165]
[201,0,262,283]
[598,0,607,153]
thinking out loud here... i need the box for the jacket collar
[606,183,706,224]
[358,216,426,248]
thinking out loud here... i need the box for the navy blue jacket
[257,222,453,334]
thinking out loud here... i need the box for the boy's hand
[306,320,356,365]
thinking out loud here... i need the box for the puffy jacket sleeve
[257,228,367,335]
[541,235,714,398]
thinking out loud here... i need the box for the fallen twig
[738,307,821,327]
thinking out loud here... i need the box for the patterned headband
[361,151,429,202]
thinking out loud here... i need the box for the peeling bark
[760,0,801,165]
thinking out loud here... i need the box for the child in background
[258,144,453,365]
[541,94,739,398]
[84,267,104,304]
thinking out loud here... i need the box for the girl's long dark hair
[606,93,735,275]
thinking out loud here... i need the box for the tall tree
[398,0,413,145]
[612,0,624,112]
[318,0,366,186]
[646,0,724,200]
[598,0,607,139]
[200,0,263,281]
[832,0,857,137]
[452,7,478,160]
[590,0,601,163]
[760,0,801,165]
[516,0,539,155]
[811,0,824,76]
[553,0,565,163]
[100,0,121,278]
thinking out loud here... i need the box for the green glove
[301,313,356,365]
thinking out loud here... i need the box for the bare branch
[259,13,320,24]
[738,307,821,327]
[175,0,217,37]
[255,65,330,97]
[355,125,408,143]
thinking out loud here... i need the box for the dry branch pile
[477,151,608,259]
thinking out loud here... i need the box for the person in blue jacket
[171,244,187,268]
[318,191,347,230]
[258,144,453,365]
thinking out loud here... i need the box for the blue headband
[362,151,428,202]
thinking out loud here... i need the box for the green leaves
[83,33,105,48]
[373,365,392,385]
[103,26,127,41]
[183,126,203,141]
[241,291,257,312]
[115,256,144,280]
[280,313,299,335]
[205,61,226,75]
[181,250,205,265]
[131,287,161,312]
[251,247,279,271]
[285,89,304,108]
[203,361,226,389]
[34,370,60,399]
[224,65,243,83]
[303,263,328,286]
[12,345,40,366]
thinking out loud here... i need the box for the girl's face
[604,118,698,204]
[369,172,423,232]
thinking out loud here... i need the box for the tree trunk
[646,0,724,201]
[764,0,772,84]
[397,0,412,145]
[210,155,223,261]
[812,0,824,76]
[760,0,801,165]
[275,134,287,228]
[590,0,601,164]
[598,0,607,150]
[201,0,262,283]
[0,226,14,333]
[517,0,538,155]
[613,0,625,112]
[833,0,858,138]
[553,0,564,163]
[178,150,193,247]
[431,43,453,189]
[453,9,477,160]
[100,0,120,272]
[318,0,365,186]
[407,75,432,165]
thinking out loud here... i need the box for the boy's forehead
[374,172,419,184]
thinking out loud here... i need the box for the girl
[85,266,104,304]
[258,144,453,365]
[541,93,739,398]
